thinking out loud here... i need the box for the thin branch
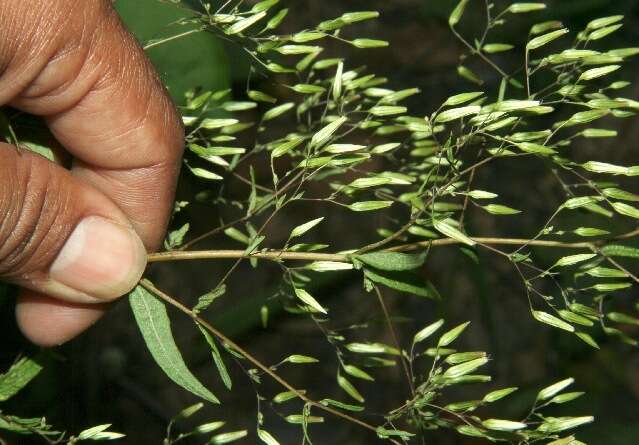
[138,280,399,445]
[374,286,415,397]
[148,236,603,264]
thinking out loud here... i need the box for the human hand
[0,0,184,346]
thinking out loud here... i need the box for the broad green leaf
[355,251,426,271]
[198,325,232,390]
[290,217,324,238]
[413,319,445,344]
[130,285,219,404]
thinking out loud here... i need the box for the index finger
[6,0,184,249]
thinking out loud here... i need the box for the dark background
[1,0,639,443]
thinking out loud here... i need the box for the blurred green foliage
[115,0,230,104]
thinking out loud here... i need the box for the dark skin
[0,0,184,346]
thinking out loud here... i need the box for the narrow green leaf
[197,325,232,390]
[130,285,219,404]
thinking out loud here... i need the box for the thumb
[0,144,147,304]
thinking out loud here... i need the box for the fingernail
[50,216,147,301]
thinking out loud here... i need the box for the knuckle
[0,151,73,279]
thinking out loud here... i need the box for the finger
[1,0,184,249]
[0,145,147,304]
[16,289,107,347]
